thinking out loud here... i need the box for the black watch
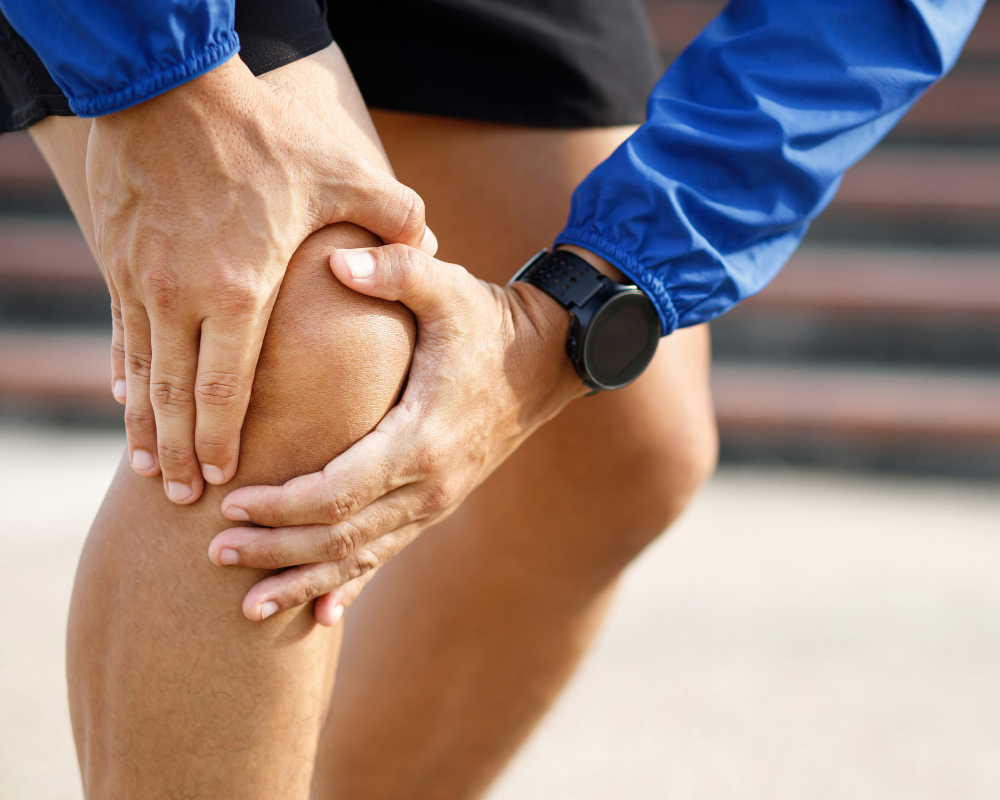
[511,249,661,392]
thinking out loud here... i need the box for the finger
[108,281,127,404]
[194,310,268,486]
[240,532,409,621]
[209,487,426,569]
[323,155,427,249]
[120,297,160,477]
[241,549,379,622]
[147,313,204,504]
[313,567,380,627]
[330,244,466,322]
[419,225,438,256]
[221,414,414,527]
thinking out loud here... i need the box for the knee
[584,337,719,555]
[612,411,718,547]
[236,222,415,487]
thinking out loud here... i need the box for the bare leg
[33,47,414,797]
[314,115,718,799]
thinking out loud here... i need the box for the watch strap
[516,250,608,310]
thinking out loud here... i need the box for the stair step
[744,247,1000,319]
[3,330,998,448]
[646,1,1000,62]
[0,330,115,412]
[0,220,98,284]
[0,133,57,191]
[832,148,1000,219]
[900,72,1000,141]
[713,364,1000,442]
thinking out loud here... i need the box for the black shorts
[0,0,660,134]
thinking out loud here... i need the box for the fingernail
[202,464,225,484]
[342,249,376,279]
[131,449,154,471]
[166,481,193,503]
[261,601,279,619]
[419,226,438,255]
[331,604,345,625]
[219,547,239,566]
[113,379,126,402]
[224,506,250,522]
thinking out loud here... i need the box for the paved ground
[1,423,998,800]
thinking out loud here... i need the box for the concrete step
[0,330,115,413]
[832,148,1000,220]
[4,329,999,451]
[744,247,1000,320]
[712,363,1000,443]
[646,0,1000,63]
[0,133,54,192]
[0,219,98,285]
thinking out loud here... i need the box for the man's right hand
[87,55,432,505]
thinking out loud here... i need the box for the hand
[209,244,588,624]
[89,55,434,504]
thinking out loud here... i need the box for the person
[0,0,984,796]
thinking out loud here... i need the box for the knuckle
[289,574,324,607]
[322,522,363,562]
[110,299,124,328]
[207,276,262,317]
[384,243,428,293]
[194,430,233,460]
[389,185,425,244]
[126,351,152,380]
[319,485,363,525]
[142,269,181,312]
[261,545,288,569]
[157,442,193,469]
[345,550,380,583]
[195,371,247,407]
[413,445,443,480]
[423,481,458,514]
[149,378,195,413]
[123,406,155,432]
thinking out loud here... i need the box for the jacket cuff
[69,31,240,117]
[554,228,677,336]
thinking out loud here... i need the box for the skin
[35,44,716,799]
[36,47,421,796]
[88,53,432,507]
[310,113,718,799]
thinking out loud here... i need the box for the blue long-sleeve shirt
[0,0,986,333]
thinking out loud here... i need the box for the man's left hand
[209,244,588,625]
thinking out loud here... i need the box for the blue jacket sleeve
[555,0,985,335]
[0,0,238,117]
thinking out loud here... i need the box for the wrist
[555,244,627,284]
[508,280,590,402]
[97,55,252,127]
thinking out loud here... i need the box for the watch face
[582,290,660,390]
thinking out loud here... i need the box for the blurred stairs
[1,2,999,474]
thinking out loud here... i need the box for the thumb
[330,243,463,320]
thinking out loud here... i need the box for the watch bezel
[575,288,660,391]
[513,249,661,392]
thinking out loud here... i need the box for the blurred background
[1,1,998,798]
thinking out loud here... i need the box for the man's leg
[313,115,717,799]
[31,47,414,797]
